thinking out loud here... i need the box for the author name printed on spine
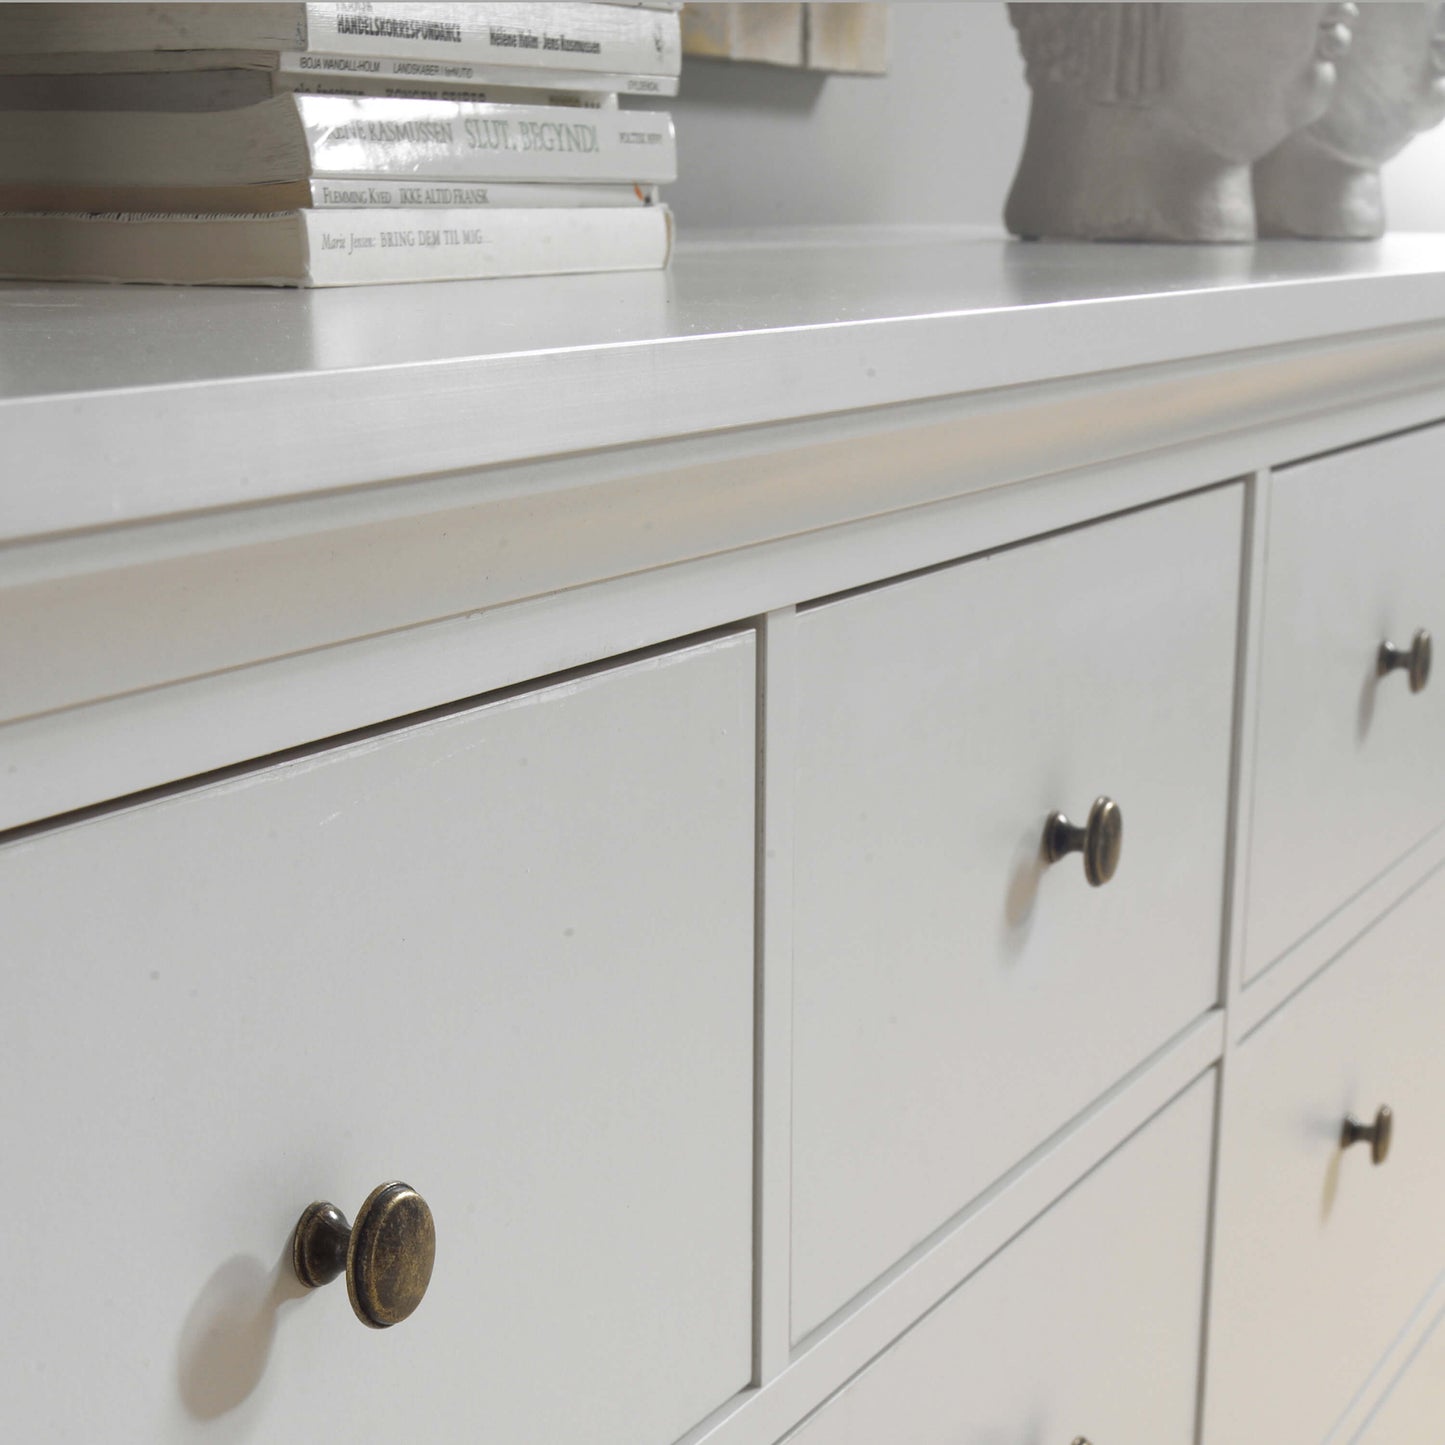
[317,183,492,206]
[488,28,602,56]
[318,224,493,255]
[325,3,656,62]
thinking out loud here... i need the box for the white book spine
[0,50,672,97]
[279,72,614,108]
[277,49,674,97]
[299,96,676,184]
[300,203,672,286]
[308,179,656,208]
[303,4,682,77]
[0,67,614,111]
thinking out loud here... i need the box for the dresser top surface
[6,229,1445,398]
[4,227,1445,541]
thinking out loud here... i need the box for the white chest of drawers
[3,233,1445,1445]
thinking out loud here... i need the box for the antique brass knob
[291,1181,436,1328]
[1378,629,1432,693]
[1044,796,1123,887]
[1342,1105,1394,1166]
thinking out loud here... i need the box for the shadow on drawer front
[791,485,1241,1342]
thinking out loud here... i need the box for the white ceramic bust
[1254,2,1445,239]
[1006,3,1358,242]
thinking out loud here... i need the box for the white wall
[650,1,1445,238]
[647,1,1026,231]
[1385,125,1445,233]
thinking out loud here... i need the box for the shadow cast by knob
[1001,821,1049,960]
[176,1250,309,1421]
[1356,658,1378,744]
[1320,1137,1344,1223]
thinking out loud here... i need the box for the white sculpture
[1254,2,1445,239]
[1005,3,1358,243]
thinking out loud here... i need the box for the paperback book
[0,3,683,96]
[0,95,678,190]
[0,179,659,214]
[0,68,618,111]
[0,204,674,286]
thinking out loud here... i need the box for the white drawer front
[1352,1305,1445,1444]
[787,1072,1215,1445]
[1245,423,1445,982]
[1208,865,1445,1445]
[791,486,1240,1340]
[0,635,756,1445]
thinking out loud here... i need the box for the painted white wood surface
[1351,1302,1445,1443]
[1236,819,1445,1044]
[15,321,1444,737]
[8,370,1445,844]
[5,234,1445,540]
[0,634,756,1445]
[9,327,1445,846]
[3,226,1444,1445]
[678,1018,1223,1445]
[1244,422,1445,984]
[785,1073,1216,1445]
[754,608,798,1386]
[1326,1272,1445,1445]
[790,486,1240,1341]
[1207,864,1445,1445]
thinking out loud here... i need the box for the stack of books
[0,2,682,286]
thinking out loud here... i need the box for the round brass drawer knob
[1044,796,1123,887]
[1342,1105,1394,1166]
[292,1181,436,1329]
[1378,629,1432,693]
